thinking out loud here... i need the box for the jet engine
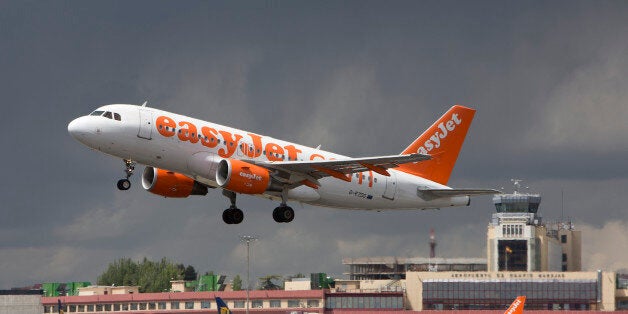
[142,167,208,198]
[216,159,280,194]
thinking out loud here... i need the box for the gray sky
[1,1,628,288]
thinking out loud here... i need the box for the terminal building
[7,182,628,313]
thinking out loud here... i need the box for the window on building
[103,304,111,311]
[288,299,301,307]
[148,303,156,310]
[77,305,85,312]
[86,305,94,312]
[185,301,194,309]
[561,235,568,243]
[171,302,180,309]
[307,300,320,308]
[158,302,166,310]
[201,301,211,309]
[233,301,245,308]
[252,300,263,308]
[112,304,119,311]
[95,304,102,311]
[269,300,281,308]
[139,303,147,310]
[130,303,138,310]
[121,304,128,310]
[562,253,568,262]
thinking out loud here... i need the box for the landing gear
[272,205,294,223]
[222,206,244,224]
[117,159,135,191]
[222,190,244,224]
[219,189,295,224]
[117,179,131,190]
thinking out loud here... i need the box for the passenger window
[114,113,121,121]
[103,111,113,119]
[90,110,104,116]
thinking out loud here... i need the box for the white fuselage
[68,104,469,210]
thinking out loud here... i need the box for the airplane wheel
[223,207,244,224]
[282,206,294,223]
[273,206,294,223]
[272,207,282,223]
[222,209,233,224]
[231,208,244,224]
[117,179,131,190]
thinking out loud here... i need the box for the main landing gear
[221,190,295,224]
[222,190,244,224]
[272,204,294,223]
[117,159,135,191]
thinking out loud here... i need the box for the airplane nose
[68,116,90,139]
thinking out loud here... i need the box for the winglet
[216,297,231,314]
[504,296,526,314]
[398,105,476,185]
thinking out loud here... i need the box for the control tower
[487,180,581,272]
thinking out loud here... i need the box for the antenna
[141,101,148,107]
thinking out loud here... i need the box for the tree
[183,265,197,281]
[258,275,282,290]
[97,257,193,293]
[232,274,242,291]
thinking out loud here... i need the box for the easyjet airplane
[68,103,497,224]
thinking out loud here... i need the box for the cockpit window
[114,113,121,121]
[103,111,113,119]
[90,110,104,116]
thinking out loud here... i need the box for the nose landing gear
[117,159,135,191]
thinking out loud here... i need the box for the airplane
[68,103,498,224]
[215,297,231,314]
[504,296,526,314]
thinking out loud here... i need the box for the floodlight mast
[239,235,258,314]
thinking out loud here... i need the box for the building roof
[342,257,486,265]
[42,290,325,305]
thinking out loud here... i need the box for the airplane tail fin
[504,296,526,314]
[216,297,231,314]
[397,105,475,185]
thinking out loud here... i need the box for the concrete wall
[0,295,42,314]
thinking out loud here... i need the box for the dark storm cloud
[1,1,628,288]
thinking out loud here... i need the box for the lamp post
[239,235,258,314]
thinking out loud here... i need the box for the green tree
[183,265,197,281]
[97,257,192,293]
[232,274,242,291]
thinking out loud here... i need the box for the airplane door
[137,109,153,140]
[383,172,397,200]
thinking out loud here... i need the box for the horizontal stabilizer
[418,188,499,200]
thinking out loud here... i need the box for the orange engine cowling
[142,167,208,198]
[216,159,272,194]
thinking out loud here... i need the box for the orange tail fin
[397,105,475,185]
[504,296,526,314]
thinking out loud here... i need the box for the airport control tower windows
[498,240,527,271]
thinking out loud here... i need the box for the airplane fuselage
[68,104,469,212]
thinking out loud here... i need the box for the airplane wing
[247,153,430,186]
[417,188,500,200]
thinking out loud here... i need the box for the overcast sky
[1,1,628,288]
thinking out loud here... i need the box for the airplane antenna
[315,145,321,150]
[141,101,148,107]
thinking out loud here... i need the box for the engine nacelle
[216,159,274,194]
[142,167,208,198]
